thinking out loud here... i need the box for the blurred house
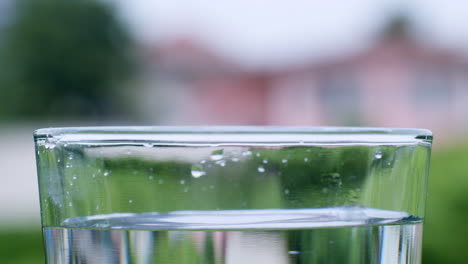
[143,18,468,139]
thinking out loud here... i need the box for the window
[318,71,362,125]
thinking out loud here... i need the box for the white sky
[113,0,468,67]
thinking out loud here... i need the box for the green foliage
[422,144,468,264]
[0,229,44,264]
[0,0,134,119]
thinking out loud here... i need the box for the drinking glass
[34,126,432,264]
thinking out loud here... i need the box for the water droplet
[282,159,288,163]
[284,189,290,195]
[374,150,383,159]
[180,180,185,185]
[68,202,73,207]
[257,166,265,173]
[158,179,164,184]
[148,175,154,180]
[288,250,301,255]
[210,149,224,160]
[216,160,226,167]
[304,157,309,162]
[255,153,261,157]
[262,159,268,164]
[128,200,133,204]
[72,175,77,180]
[241,150,252,156]
[191,165,206,178]
[231,157,240,162]
[103,171,109,176]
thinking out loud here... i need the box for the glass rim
[33,126,432,146]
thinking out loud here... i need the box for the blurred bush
[0,0,134,120]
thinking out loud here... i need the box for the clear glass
[34,126,432,264]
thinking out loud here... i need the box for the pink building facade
[145,32,468,140]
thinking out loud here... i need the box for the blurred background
[0,0,467,263]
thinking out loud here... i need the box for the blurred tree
[0,0,134,120]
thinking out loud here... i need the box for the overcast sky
[114,0,468,67]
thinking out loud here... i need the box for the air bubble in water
[304,157,309,162]
[241,150,252,156]
[374,151,383,159]
[255,153,261,157]
[262,159,268,164]
[183,187,189,193]
[65,163,72,168]
[231,157,240,162]
[180,180,185,185]
[103,171,109,176]
[68,202,73,207]
[284,189,290,195]
[282,159,288,163]
[45,141,56,149]
[257,166,265,173]
[216,160,226,167]
[148,175,154,180]
[128,200,133,204]
[72,175,77,180]
[210,149,224,161]
[191,165,206,178]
